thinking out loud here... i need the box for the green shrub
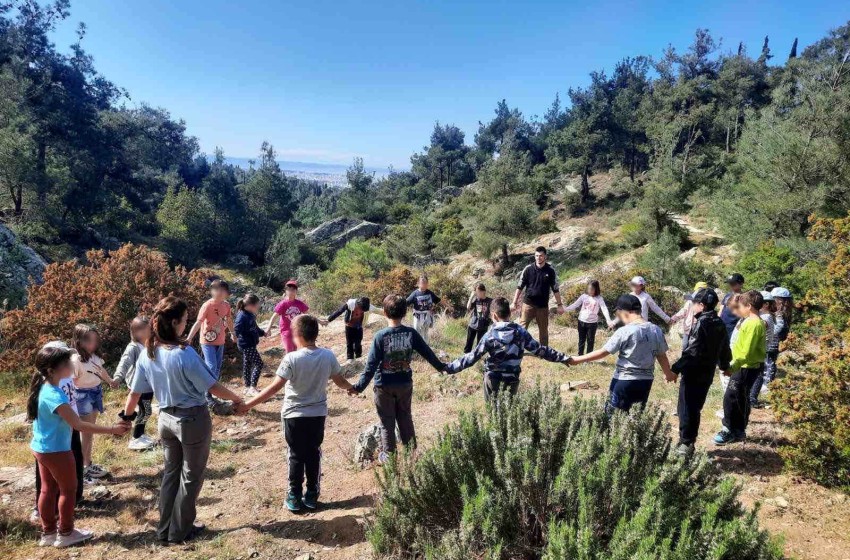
[620,218,648,248]
[369,385,781,559]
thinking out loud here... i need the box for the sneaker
[285,492,303,512]
[303,490,319,510]
[83,474,97,486]
[30,508,40,523]
[37,532,56,547]
[377,451,390,464]
[54,528,93,548]
[246,387,259,397]
[750,400,765,409]
[128,435,156,451]
[674,443,694,457]
[84,464,108,479]
[713,428,745,446]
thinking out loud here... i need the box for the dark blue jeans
[723,366,763,434]
[607,378,654,413]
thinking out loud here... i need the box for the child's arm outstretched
[351,337,382,394]
[330,373,354,393]
[411,330,447,372]
[656,352,676,383]
[186,305,205,343]
[520,329,571,364]
[444,336,489,375]
[264,312,280,336]
[241,377,287,412]
[568,348,610,365]
[56,404,129,436]
[325,303,349,324]
[564,294,584,313]
[112,344,139,387]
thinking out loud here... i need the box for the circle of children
[25,245,793,548]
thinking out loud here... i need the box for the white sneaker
[83,474,97,486]
[247,387,259,397]
[30,508,40,523]
[37,532,56,547]
[128,435,155,451]
[84,464,108,479]
[54,528,93,548]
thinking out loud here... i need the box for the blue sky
[51,0,848,169]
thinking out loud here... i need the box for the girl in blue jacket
[234,293,266,396]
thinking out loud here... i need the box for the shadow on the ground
[708,444,785,477]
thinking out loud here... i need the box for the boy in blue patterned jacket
[444,297,571,401]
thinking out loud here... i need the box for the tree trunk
[35,140,47,203]
[580,167,590,204]
[501,243,509,269]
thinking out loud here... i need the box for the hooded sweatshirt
[445,321,569,382]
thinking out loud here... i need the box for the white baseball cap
[629,276,646,286]
[771,287,791,298]
[760,290,775,302]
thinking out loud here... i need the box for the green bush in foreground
[369,385,782,560]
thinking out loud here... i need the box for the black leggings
[345,327,364,359]
[464,327,486,353]
[134,393,154,439]
[241,347,264,388]
[35,430,83,505]
[577,320,599,355]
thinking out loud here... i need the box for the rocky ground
[1,315,849,560]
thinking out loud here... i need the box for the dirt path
[1,318,849,560]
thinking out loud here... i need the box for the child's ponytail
[237,293,260,313]
[27,345,74,421]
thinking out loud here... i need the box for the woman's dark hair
[587,280,601,297]
[72,324,99,363]
[130,316,151,343]
[383,294,408,319]
[147,296,188,359]
[27,345,74,421]
[356,297,371,310]
[237,292,261,313]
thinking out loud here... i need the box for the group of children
[24,268,793,547]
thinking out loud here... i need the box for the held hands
[318,318,329,326]
[232,400,251,415]
[721,370,732,377]
[112,422,131,436]
[663,370,678,384]
[556,305,566,315]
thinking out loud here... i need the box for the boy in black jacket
[670,288,732,456]
[323,297,383,361]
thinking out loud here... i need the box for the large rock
[0,224,47,307]
[305,217,385,250]
[354,423,401,466]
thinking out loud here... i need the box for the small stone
[775,496,789,508]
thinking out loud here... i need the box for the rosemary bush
[369,385,782,560]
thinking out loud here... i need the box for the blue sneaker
[303,490,319,510]
[285,492,303,512]
[713,428,745,446]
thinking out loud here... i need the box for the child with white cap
[628,276,672,324]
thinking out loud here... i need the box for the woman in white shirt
[565,280,613,354]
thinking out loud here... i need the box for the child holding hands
[29,342,129,548]
[71,324,118,482]
[239,315,353,512]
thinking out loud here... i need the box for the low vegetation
[369,385,783,559]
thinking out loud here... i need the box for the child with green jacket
[714,290,766,445]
